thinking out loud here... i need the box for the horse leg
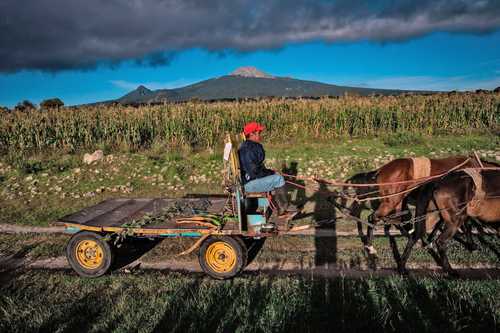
[421,219,445,267]
[364,214,377,256]
[351,203,367,246]
[365,199,397,256]
[397,236,418,275]
[397,210,427,275]
[357,221,366,244]
[405,185,443,271]
[384,224,403,272]
[434,209,466,277]
[473,219,500,260]
[382,199,407,273]
[462,220,478,251]
[396,191,429,275]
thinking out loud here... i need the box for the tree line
[1,98,64,113]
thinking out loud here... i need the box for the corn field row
[1,93,499,153]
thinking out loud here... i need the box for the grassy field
[1,270,499,333]
[1,96,499,332]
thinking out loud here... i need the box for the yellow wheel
[67,231,113,277]
[199,236,247,279]
[205,241,237,273]
[75,239,104,269]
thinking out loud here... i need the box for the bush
[13,100,36,112]
[20,159,45,174]
[40,98,64,110]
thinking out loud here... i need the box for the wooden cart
[57,135,295,279]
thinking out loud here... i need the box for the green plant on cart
[107,199,231,245]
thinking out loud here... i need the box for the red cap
[243,122,265,136]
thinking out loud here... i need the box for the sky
[1,0,500,108]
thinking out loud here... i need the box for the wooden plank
[60,196,232,229]
[85,198,154,227]
[119,198,166,225]
[58,198,129,225]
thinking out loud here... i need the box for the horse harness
[411,157,431,182]
[462,168,486,215]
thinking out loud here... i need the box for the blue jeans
[244,174,285,193]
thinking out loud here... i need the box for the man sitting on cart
[238,122,297,217]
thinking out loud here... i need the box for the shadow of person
[281,161,307,208]
[281,161,338,268]
[311,180,338,267]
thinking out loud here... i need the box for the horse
[333,156,498,273]
[332,168,431,270]
[359,155,498,257]
[405,168,500,276]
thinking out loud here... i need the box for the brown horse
[359,156,496,258]
[407,168,500,276]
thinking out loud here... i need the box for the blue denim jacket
[238,140,274,184]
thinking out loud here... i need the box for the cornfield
[1,93,499,154]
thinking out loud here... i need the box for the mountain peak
[230,66,273,78]
[135,85,152,96]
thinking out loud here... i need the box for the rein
[283,158,478,202]
[281,157,481,188]
[283,162,500,203]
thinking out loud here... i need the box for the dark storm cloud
[1,0,499,72]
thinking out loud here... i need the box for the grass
[0,270,498,332]
[1,133,498,227]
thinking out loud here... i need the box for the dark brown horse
[406,168,500,276]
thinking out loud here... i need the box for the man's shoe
[274,186,299,216]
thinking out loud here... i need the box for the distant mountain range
[112,66,420,105]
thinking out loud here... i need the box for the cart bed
[57,197,239,235]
